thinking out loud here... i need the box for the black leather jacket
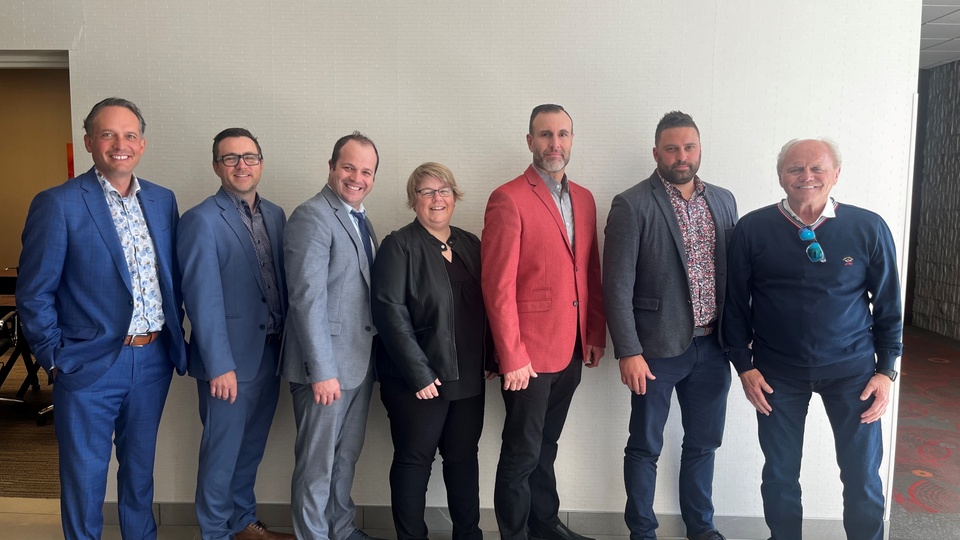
[371,219,493,392]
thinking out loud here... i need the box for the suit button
[129,300,134,305]
[573,301,579,307]
[259,324,266,330]
[365,326,372,331]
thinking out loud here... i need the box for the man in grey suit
[281,131,382,540]
[178,128,292,540]
[603,111,738,540]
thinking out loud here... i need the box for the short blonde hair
[405,162,464,209]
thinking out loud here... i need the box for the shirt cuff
[875,351,898,372]
[728,347,754,374]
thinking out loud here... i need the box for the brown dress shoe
[235,520,296,540]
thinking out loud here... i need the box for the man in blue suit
[16,97,188,539]
[178,128,293,540]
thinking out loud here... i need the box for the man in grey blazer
[603,112,738,540]
[281,131,382,540]
[178,128,292,540]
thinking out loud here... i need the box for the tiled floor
[0,497,284,540]
[0,499,702,540]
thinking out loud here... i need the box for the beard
[657,159,700,185]
[533,150,570,173]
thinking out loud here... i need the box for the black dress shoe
[687,529,726,540]
[346,529,387,540]
[529,522,595,540]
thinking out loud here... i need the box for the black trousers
[494,354,583,540]
[380,380,485,540]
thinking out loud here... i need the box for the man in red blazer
[482,104,606,540]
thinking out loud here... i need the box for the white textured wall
[1,0,920,521]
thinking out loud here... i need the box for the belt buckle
[127,332,149,347]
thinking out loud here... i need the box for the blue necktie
[350,210,374,268]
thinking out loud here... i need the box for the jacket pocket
[633,297,660,311]
[60,324,99,341]
[517,288,551,313]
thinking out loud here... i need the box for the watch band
[876,368,898,381]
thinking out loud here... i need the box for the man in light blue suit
[16,97,188,540]
[178,128,293,540]
[281,132,383,540]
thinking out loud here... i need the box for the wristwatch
[876,368,898,381]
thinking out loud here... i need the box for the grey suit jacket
[280,185,379,389]
[603,171,738,360]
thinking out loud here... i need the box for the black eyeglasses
[798,227,825,263]
[416,187,454,199]
[216,153,262,166]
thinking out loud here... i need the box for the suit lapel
[80,171,133,294]
[525,167,573,257]
[703,187,728,272]
[137,181,174,287]
[322,186,373,287]
[650,177,689,269]
[216,189,268,297]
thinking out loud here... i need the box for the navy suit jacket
[178,188,287,381]
[16,167,188,391]
[603,171,738,360]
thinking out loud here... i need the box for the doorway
[0,54,71,500]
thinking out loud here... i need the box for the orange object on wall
[67,143,74,178]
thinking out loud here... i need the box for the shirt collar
[339,196,365,215]
[782,197,837,223]
[96,169,141,198]
[656,170,705,198]
[328,187,366,214]
[533,164,568,192]
[223,187,260,213]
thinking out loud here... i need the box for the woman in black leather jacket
[371,162,493,540]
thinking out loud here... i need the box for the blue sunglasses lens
[798,227,825,262]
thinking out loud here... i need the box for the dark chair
[0,309,52,425]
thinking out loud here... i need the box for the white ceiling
[921,1,960,68]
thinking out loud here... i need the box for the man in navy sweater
[723,138,902,540]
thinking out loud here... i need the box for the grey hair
[776,138,842,175]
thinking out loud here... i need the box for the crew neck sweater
[723,202,903,380]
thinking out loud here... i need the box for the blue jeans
[623,335,731,540]
[758,371,884,540]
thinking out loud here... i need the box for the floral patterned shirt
[659,173,717,327]
[96,170,165,334]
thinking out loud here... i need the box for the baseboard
[102,503,885,539]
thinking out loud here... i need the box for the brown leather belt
[693,324,715,337]
[124,331,160,347]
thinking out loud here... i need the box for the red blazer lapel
[524,166,574,257]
